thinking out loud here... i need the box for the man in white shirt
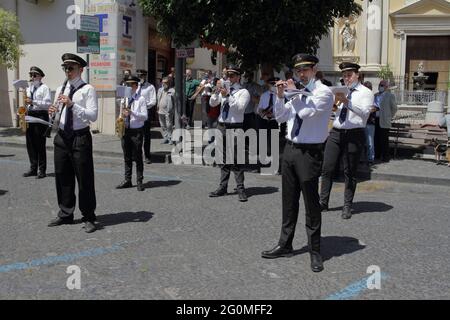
[319,62,374,220]
[136,69,157,164]
[47,53,99,233]
[23,66,52,179]
[116,75,148,192]
[208,64,251,202]
[256,77,280,170]
[261,54,333,273]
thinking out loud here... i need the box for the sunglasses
[29,73,40,78]
[61,65,76,72]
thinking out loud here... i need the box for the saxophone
[116,97,126,138]
[17,87,28,133]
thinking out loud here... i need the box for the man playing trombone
[47,53,99,233]
[261,54,334,272]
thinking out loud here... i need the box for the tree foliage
[0,7,23,69]
[138,0,361,71]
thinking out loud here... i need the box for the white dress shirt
[55,78,98,131]
[209,83,250,124]
[333,82,374,129]
[26,83,52,111]
[274,79,334,144]
[123,93,148,129]
[139,82,157,109]
[257,90,277,121]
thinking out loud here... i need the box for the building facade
[317,0,450,106]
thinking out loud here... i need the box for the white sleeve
[209,93,221,107]
[347,91,373,118]
[72,86,98,122]
[131,98,148,121]
[274,96,291,123]
[296,89,334,119]
[228,89,250,111]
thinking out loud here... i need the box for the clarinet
[45,78,68,138]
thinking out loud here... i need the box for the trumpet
[45,78,68,138]
[17,87,28,133]
[116,97,127,138]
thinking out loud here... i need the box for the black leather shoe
[137,181,144,192]
[261,245,293,259]
[319,202,328,212]
[209,188,227,197]
[36,172,46,179]
[342,206,352,219]
[116,180,132,189]
[237,190,248,202]
[48,217,74,227]
[145,158,152,164]
[310,252,324,272]
[83,221,97,233]
[23,170,37,177]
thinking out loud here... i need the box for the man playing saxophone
[116,75,148,192]
[23,66,52,179]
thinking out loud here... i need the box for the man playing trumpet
[261,54,334,272]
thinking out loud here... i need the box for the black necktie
[222,87,235,120]
[64,85,77,137]
[291,88,310,139]
[339,88,356,124]
[125,97,135,128]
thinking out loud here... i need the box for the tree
[138,0,361,71]
[0,7,23,69]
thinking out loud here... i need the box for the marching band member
[262,54,333,272]
[23,66,52,179]
[208,65,251,202]
[136,69,157,164]
[116,75,148,192]
[47,53,99,233]
[319,62,374,220]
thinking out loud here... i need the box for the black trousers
[217,122,245,191]
[54,128,96,222]
[279,142,323,253]
[121,127,144,182]
[25,111,48,174]
[374,118,390,161]
[320,128,366,208]
[186,99,196,127]
[256,116,279,158]
[143,113,152,160]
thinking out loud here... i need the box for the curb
[2,141,449,186]
[0,141,171,164]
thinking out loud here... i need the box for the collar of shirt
[230,83,241,93]
[69,78,84,90]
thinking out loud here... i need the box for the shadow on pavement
[329,201,393,215]
[142,180,181,189]
[0,190,8,196]
[293,236,366,262]
[0,128,22,137]
[245,186,279,198]
[96,211,154,228]
[0,154,15,158]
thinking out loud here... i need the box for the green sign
[77,15,100,54]
[77,30,100,54]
